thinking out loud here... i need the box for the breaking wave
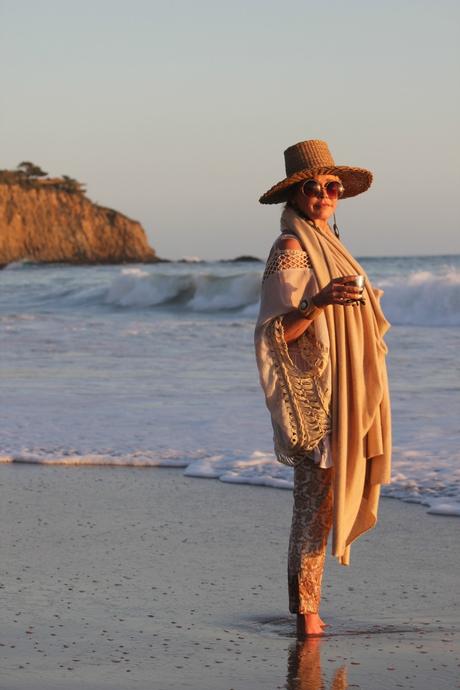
[378,268,460,327]
[104,267,262,312]
[5,261,459,324]
[103,266,460,324]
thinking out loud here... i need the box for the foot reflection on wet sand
[286,638,348,690]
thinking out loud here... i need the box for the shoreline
[2,458,459,519]
[1,464,458,689]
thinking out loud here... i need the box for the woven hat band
[284,140,335,177]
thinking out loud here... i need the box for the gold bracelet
[298,297,323,321]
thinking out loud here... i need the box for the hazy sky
[1,0,459,260]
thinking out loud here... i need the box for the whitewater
[1,255,459,516]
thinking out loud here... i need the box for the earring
[333,213,340,239]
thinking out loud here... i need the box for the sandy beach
[1,464,458,690]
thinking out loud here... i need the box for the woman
[254,140,392,637]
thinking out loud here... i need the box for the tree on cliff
[17,162,48,178]
[0,163,86,197]
[61,175,86,194]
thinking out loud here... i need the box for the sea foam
[2,446,459,516]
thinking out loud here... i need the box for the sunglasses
[301,179,345,200]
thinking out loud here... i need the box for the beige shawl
[254,206,392,565]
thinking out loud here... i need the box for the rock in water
[0,182,157,265]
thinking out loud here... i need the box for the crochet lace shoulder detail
[262,248,312,284]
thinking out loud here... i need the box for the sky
[1,0,459,260]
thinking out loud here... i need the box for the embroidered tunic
[261,239,333,469]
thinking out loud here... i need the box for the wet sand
[1,464,459,689]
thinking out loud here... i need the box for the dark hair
[284,183,301,206]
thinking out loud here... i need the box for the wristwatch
[298,297,323,321]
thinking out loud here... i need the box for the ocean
[1,254,459,516]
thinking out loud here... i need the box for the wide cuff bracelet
[297,298,323,321]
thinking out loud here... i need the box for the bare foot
[304,614,328,627]
[297,613,326,637]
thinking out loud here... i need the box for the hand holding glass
[313,275,366,307]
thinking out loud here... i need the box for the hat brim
[259,165,373,204]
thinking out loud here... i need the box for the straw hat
[259,139,373,204]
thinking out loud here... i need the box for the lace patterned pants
[288,458,333,614]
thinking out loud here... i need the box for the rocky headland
[0,163,157,266]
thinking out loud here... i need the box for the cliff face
[0,184,157,265]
